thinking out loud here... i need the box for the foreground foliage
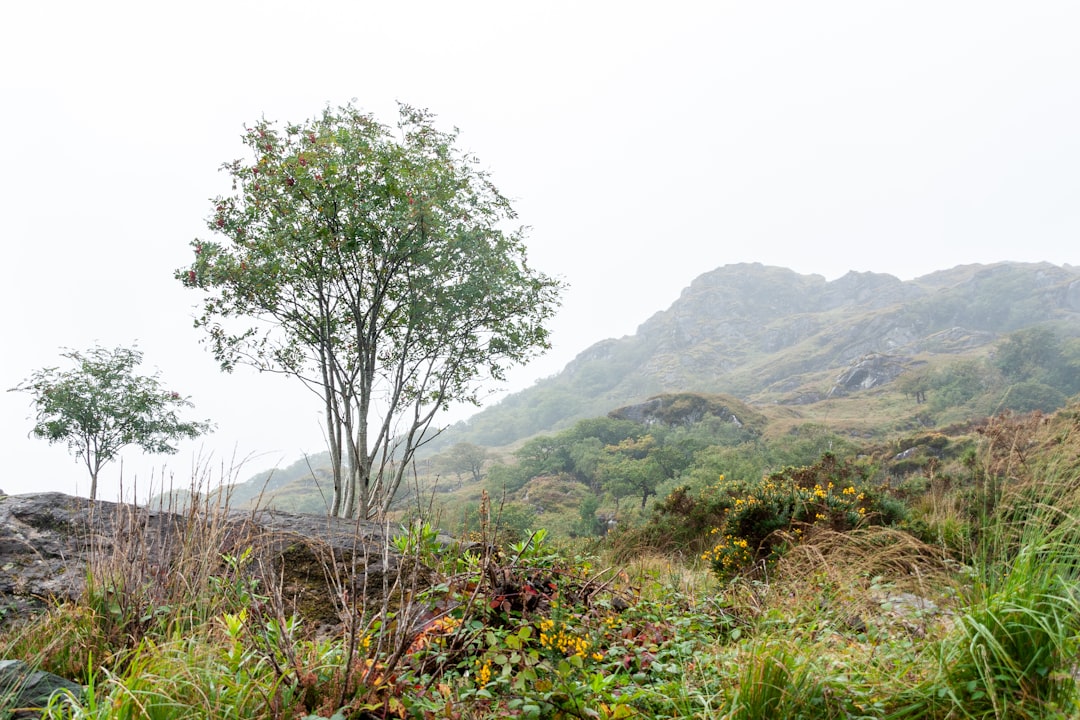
[4,408,1080,719]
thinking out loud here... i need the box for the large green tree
[598,435,671,511]
[9,346,211,499]
[178,103,562,518]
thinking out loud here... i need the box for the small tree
[9,345,212,499]
[440,442,490,485]
[598,435,669,511]
[179,103,562,519]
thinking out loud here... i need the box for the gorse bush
[630,453,902,579]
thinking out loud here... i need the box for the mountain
[205,260,1080,510]
[442,262,1080,447]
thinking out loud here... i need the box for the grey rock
[0,659,83,717]
[0,493,418,629]
[828,353,908,398]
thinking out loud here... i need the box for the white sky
[2,1,1077,500]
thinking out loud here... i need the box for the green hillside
[207,261,1080,518]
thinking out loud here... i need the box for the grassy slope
[7,402,1080,718]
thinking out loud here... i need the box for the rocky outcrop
[609,392,765,431]
[0,493,433,629]
[0,659,83,718]
[828,353,909,398]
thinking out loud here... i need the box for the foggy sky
[2,1,1077,499]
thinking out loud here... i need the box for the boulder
[0,493,430,630]
[828,353,908,398]
[0,659,83,717]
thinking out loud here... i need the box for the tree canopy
[178,103,562,518]
[9,346,211,499]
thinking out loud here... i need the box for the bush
[999,381,1067,414]
[696,454,906,580]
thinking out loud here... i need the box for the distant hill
[440,261,1080,447]
[207,261,1080,509]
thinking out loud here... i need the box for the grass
[4,408,1080,719]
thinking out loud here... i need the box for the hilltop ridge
[445,261,1080,447]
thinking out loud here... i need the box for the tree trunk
[84,438,98,501]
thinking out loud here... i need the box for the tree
[994,326,1061,382]
[439,442,490,485]
[998,381,1067,414]
[513,434,575,480]
[9,346,211,499]
[178,103,562,519]
[895,367,933,404]
[598,435,669,511]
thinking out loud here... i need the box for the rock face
[0,659,83,718]
[0,492,424,629]
[608,392,765,431]
[828,353,910,398]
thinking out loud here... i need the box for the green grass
[5,407,1080,719]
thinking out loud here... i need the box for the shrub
[696,454,906,580]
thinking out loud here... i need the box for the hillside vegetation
[215,318,1079,530]
[7,400,1080,718]
[70,260,1075,719]
[441,261,1080,448]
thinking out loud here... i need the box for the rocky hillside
[445,262,1080,447]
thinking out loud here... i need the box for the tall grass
[890,433,1080,720]
[5,408,1080,719]
[0,459,421,719]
